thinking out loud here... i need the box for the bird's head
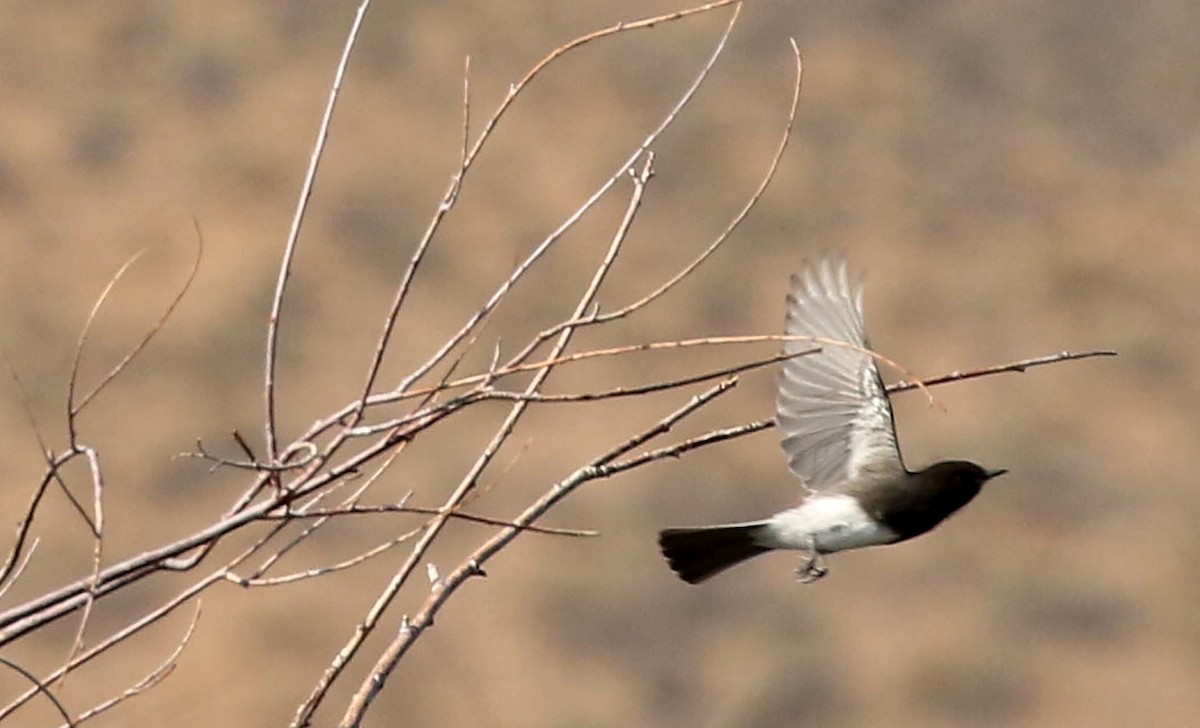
[926,460,1007,492]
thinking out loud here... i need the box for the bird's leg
[795,536,828,584]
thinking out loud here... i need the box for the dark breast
[853,468,984,542]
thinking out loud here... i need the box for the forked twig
[73,235,204,417]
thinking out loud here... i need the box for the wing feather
[776,258,904,491]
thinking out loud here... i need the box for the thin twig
[67,250,145,443]
[0,343,52,467]
[344,334,869,432]
[0,576,217,720]
[265,0,374,464]
[75,233,204,415]
[0,657,74,725]
[182,440,319,473]
[261,504,598,536]
[230,526,423,588]
[66,603,200,726]
[480,348,817,403]
[0,539,38,602]
[888,349,1118,393]
[0,464,59,589]
[57,446,106,692]
[246,449,407,582]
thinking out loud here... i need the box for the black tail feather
[658,523,773,584]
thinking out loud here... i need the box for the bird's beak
[984,468,1008,480]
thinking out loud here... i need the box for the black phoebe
[659,259,1006,584]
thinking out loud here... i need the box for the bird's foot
[794,551,828,584]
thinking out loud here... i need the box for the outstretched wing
[776,258,904,491]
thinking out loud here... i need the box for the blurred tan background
[1,1,1198,726]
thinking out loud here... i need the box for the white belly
[760,494,898,553]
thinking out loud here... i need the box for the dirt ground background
[1,1,1198,726]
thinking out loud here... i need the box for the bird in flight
[658,258,1006,584]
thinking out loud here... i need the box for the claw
[795,554,828,583]
[794,536,829,583]
[799,565,827,583]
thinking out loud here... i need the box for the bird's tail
[658,522,773,584]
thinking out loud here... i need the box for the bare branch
[229,526,423,588]
[0,657,74,725]
[262,504,598,537]
[529,35,807,339]
[66,603,200,726]
[378,4,743,406]
[0,343,52,465]
[481,348,817,403]
[0,576,218,720]
[340,377,740,725]
[244,444,411,581]
[294,12,745,722]
[74,233,204,416]
[345,335,830,436]
[57,446,107,692]
[68,249,146,441]
[266,0,374,464]
[0,538,38,602]
[0,465,58,590]
[599,349,1126,472]
[888,349,1118,393]
[181,439,319,473]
